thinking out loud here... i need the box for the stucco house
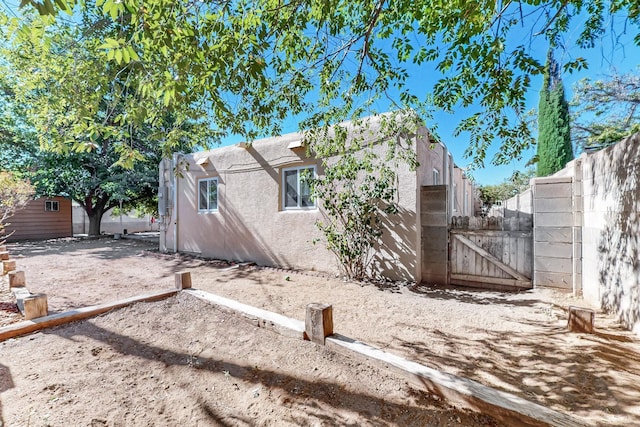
[158,116,474,282]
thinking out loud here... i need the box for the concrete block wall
[500,133,640,335]
[531,177,574,291]
[72,205,158,235]
[580,134,640,334]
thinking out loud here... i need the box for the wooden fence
[449,216,533,290]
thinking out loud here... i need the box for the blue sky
[3,1,638,185]
[217,14,640,186]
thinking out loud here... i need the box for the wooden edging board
[0,287,587,426]
[184,288,587,427]
[185,289,305,340]
[0,289,178,341]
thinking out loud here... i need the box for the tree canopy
[0,8,195,235]
[3,0,638,167]
[571,70,640,151]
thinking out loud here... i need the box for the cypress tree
[537,50,573,177]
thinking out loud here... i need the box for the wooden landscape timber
[174,271,192,289]
[304,303,334,344]
[0,289,178,341]
[0,272,587,426]
[183,288,587,427]
[2,259,16,275]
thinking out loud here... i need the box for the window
[433,168,440,185]
[198,177,218,212]
[45,200,59,212]
[282,166,315,210]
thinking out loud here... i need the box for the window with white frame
[198,177,218,212]
[433,168,440,185]
[45,200,59,212]
[282,166,315,210]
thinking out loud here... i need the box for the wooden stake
[23,294,48,320]
[2,259,16,275]
[8,270,26,288]
[175,271,192,289]
[0,251,9,261]
[568,306,595,333]
[305,303,333,345]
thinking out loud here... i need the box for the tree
[309,113,419,280]
[571,70,640,151]
[536,51,573,177]
[4,0,637,167]
[478,168,536,209]
[0,172,35,244]
[0,9,198,235]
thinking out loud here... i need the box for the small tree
[312,154,398,280]
[0,172,35,243]
[537,51,573,177]
[309,112,419,281]
[478,169,535,209]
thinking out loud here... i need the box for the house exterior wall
[162,126,441,281]
[3,197,72,242]
[450,166,475,217]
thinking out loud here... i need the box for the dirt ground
[2,237,640,426]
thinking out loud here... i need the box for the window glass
[300,168,314,207]
[198,178,218,212]
[284,169,298,208]
[208,180,218,210]
[199,180,208,211]
[45,201,59,212]
[282,166,316,209]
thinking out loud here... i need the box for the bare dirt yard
[2,237,640,426]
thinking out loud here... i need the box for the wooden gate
[449,216,533,290]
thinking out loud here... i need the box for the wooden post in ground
[305,303,333,345]
[175,271,192,289]
[8,271,26,288]
[23,294,48,320]
[568,306,595,333]
[2,259,16,275]
[0,251,9,261]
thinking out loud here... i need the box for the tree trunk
[87,208,105,236]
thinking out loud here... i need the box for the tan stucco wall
[450,166,474,217]
[163,127,435,281]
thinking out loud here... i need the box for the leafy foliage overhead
[4,0,638,166]
[571,70,640,151]
[0,8,194,235]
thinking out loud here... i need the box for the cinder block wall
[581,134,640,334]
[498,133,640,335]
